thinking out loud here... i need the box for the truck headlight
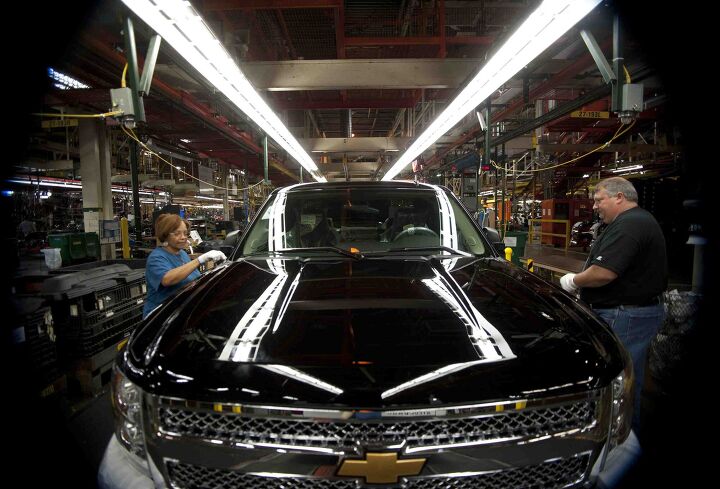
[609,349,634,449]
[111,366,146,459]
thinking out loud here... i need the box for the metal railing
[528,219,571,250]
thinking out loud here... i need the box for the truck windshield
[241,187,488,257]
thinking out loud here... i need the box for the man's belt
[591,296,661,309]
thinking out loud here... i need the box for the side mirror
[481,227,506,253]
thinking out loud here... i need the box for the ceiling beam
[242,58,481,90]
[300,137,411,153]
[202,0,342,10]
[273,97,417,110]
[334,1,345,59]
[344,36,493,47]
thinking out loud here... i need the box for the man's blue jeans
[593,303,665,431]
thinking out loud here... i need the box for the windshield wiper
[370,246,473,257]
[248,247,363,260]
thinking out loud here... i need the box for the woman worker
[143,213,226,318]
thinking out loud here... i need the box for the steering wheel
[392,226,439,242]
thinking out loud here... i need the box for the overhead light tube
[121,0,326,182]
[382,0,602,181]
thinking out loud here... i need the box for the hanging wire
[120,124,264,193]
[491,120,637,174]
[33,110,123,118]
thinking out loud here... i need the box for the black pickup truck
[100,181,633,489]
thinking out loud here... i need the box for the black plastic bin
[11,297,62,386]
[40,264,147,359]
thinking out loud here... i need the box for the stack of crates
[85,232,100,259]
[11,297,65,397]
[46,232,100,265]
[41,264,146,360]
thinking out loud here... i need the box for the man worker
[18,217,36,238]
[560,177,667,433]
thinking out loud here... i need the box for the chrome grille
[167,463,355,489]
[407,454,590,488]
[166,454,590,489]
[158,401,595,450]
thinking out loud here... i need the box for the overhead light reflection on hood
[166,370,194,382]
[381,360,489,400]
[422,273,515,361]
[260,364,343,395]
[381,269,516,399]
[218,272,289,362]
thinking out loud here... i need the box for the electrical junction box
[621,83,644,112]
[110,88,135,117]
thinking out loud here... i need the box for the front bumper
[98,432,641,489]
[100,387,639,489]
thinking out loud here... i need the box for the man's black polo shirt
[580,206,667,307]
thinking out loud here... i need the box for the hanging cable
[121,124,264,193]
[491,120,637,174]
[623,65,632,84]
[33,110,123,118]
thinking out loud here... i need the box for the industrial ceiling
[18,0,678,196]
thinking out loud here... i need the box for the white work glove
[198,249,227,265]
[560,273,579,294]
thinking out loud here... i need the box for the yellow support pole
[120,217,131,259]
[504,247,513,262]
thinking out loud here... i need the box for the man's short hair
[595,177,638,202]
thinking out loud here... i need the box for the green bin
[47,233,72,265]
[503,231,528,266]
[69,233,87,261]
[85,232,100,259]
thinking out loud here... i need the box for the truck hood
[128,257,623,406]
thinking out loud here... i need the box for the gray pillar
[79,119,115,259]
[222,165,230,220]
[263,136,269,183]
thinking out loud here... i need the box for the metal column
[79,119,115,260]
[263,136,269,183]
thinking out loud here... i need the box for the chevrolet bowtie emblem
[337,452,426,484]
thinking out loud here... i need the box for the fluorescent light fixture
[612,164,643,173]
[180,138,191,143]
[8,179,82,189]
[476,110,486,131]
[7,178,161,196]
[48,67,90,90]
[122,0,325,182]
[382,0,602,181]
[194,195,241,203]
